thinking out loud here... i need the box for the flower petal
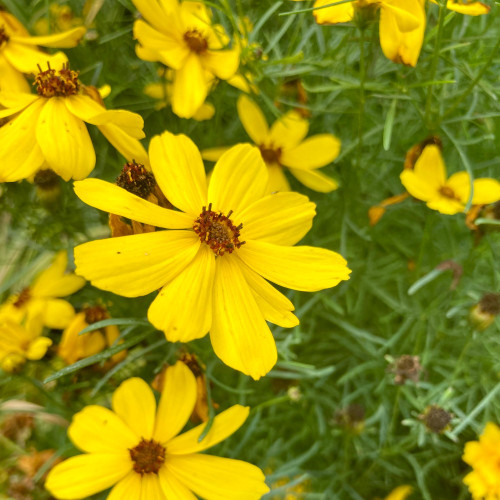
[12,26,86,47]
[107,472,143,500]
[239,192,315,246]
[166,454,269,500]
[208,144,268,218]
[147,245,214,342]
[45,453,131,500]
[74,178,194,229]
[313,0,354,24]
[112,378,157,440]
[266,164,291,193]
[426,196,464,215]
[154,361,197,444]
[201,146,231,162]
[26,337,52,360]
[166,405,249,454]
[74,230,200,298]
[446,0,490,15]
[238,240,351,292]
[280,134,341,169]
[42,299,76,329]
[131,0,182,34]
[0,90,38,117]
[209,257,277,379]
[269,110,309,150]
[289,167,339,193]
[237,95,269,145]
[0,55,30,93]
[382,1,421,32]
[149,131,207,217]
[158,468,197,499]
[447,172,500,205]
[98,122,150,166]
[3,43,67,73]
[202,48,239,80]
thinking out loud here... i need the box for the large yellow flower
[0,251,85,330]
[73,133,351,379]
[463,422,500,499]
[0,9,85,92]
[202,95,341,193]
[132,0,239,118]
[45,362,270,499]
[400,145,500,215]
[0,62,147,182]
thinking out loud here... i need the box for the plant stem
[357,27,367,168]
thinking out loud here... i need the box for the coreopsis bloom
[0,9,85,92]
[202,95,341,193]
[73,133,351,379]
[430,0,490,15]
[463,422,500,499]
[0,251,85,330]
[0,62,147,182]
[45,362,270,499]
[400,145,500,215]
[132,0,239,118]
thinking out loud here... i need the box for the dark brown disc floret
[0,27,9,47]
[184,29,208,53]
[34,62,80,97]
[13,288,31,308]
[129,438,166,475]
[259,144,282,165]
[116,161,156,199]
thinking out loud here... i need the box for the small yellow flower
[203,95,341,193]
[383,485,413,500]
[430,0,490,15]
[73,133,351,379]
[45,361,270,499]
[0,9,85,92]
[463,422,500,499]
[0,251,85,330]
[132,0,239,118]
[0,62,147,182]
[400,145,500,215]
[34,4,83,36]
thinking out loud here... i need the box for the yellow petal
[192,101,215,121]
[266,164,291,193]
[74,230,200,297]
[98,123,149,166]
[112,378,157,440]
[447,172,500,205]
[26,337,52,360]
[0,55,30,92]
[210,257,277,379]
[166,454,269,500]
[36,97,95,181]
[167,405,249,454]
[147,245,214,342]
[158,468,197,499]
[201,146,231,162]
[149,131,208,217]
[237,95,270,145]
[208,144,268,218]
[313,0,354,24]
[42,299,76,329]
[3,43,68,73]
[280,134,341,169]
[238,240,351,292]
[385,485,413,500]
[140,474,166,500]
[12,26,86,47]
[202,48,239,80]
[0,90,38,117]
[131,0,182,34]
[269,110,309,150]
[107,472,143,500]
[382,1,421,32]
[74,178,194,229]
[289,167,339,193]
[426,196,464,215]
[68,405,138,453]
[45,453,131,499]
[446,0,490,15]
[153,361,197,444]
[239,192,315,246]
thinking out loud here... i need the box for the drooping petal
[239,192,315,246]
[45,453,132,500]
[74,178,194,229]
[25,337,52,360]
[98,123,150,166]
[74,230,200,298]
[147,245,214,342]
[149,131,207,217]
[42,299,76,329]
[313,0,354,24]
[289,167,339,193]
[12,26,86,47]
[202,48,239,80]
[266,164,291,193]
[112,378,157,440]
[269,110,309,150]
[238,240,351,292]
[208,144,268,218]
[209,257,277,379]
[36,97,95,181]
[426,196,464,215]
[280,134,341,169]
[3,43,67,73]
[445,0,490,15]
[68,405,138,453]
[158,467,197,500]
[166,405,249,454]
[165,454,269,500]
[107,472,143,500]
[237,95,270,145]
[0,90,38,117]
[153,361,197,444]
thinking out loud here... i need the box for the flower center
[34,63,80,97]
[84,305,108,324]
[479,293,500,316]
[184,29,208,53]
[259,145,282,165]
[439,186,457,200]
[0,26,9,47]
[193,203,245,256]
[129,438,166,475]
[13,288,31,308]
[116,161,156,200]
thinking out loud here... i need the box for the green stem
[357,27,367,168]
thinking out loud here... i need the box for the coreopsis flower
[45,362,270,499]
[400,145,500,215]
[430,0,490,15]
[0,9,85,92]
[132,0,239,118]
[463,422,500,499]
[73,133,351,379]
[0,62,147,182]
[0,251,85,330]
[202,95,341,193]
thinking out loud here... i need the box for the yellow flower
[0,315,52,372]
[203,95,341,193]
[430,0,490,15]
[132,0,239,118]
[73,133,351,379]
[34,4,83,36]
[0,251,85,330]
[384,485,413,500]
[0,61,147,182]
[0,9,85,92]
[400,145,500,215]
[463,422,500,499]
[45,361,270,499]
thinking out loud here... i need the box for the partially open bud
[419,405,452,434]
[404,136,442,171]
[470,293,500,331]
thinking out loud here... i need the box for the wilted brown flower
[419,405,452,434]
[389,355,422,385]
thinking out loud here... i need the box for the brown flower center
[479,293,500,316]
[439,186,457,200]
[420,405,452,434]
[193,203,245,256]
[0,26,9,47]
[34,169,60,190]
[13,288,31,308]
[259,145,282,165]
[84,305,108,324]
[184,29,208,53]
[129,438,166,475]
[34,63,80,97]
[116,161,156,200]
